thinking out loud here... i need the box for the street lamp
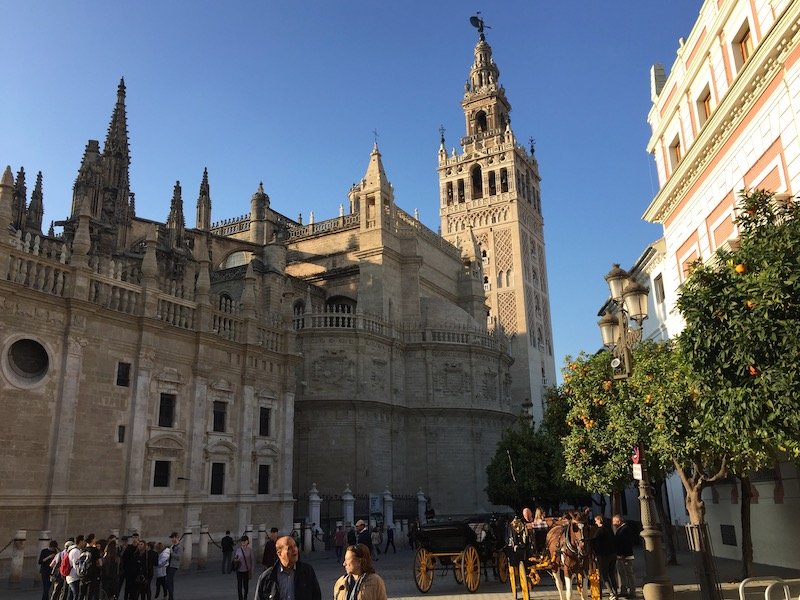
[598,264,674,600]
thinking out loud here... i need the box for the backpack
[59,552,72,578]
[76,549,94,580]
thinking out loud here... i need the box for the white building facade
[642,0,800,567]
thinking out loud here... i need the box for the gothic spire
[100,78,131,230]
[25,170,44,233]
[363,143,392,195]
[196,167,211,231]
[0,166,14,230]
[12,167,27,229]
[167,180,185,248]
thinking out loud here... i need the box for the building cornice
[643,1,800,224]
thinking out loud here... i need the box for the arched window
[446,182,454,205]
[219,293,234,313]
[500,169,508,193]
[325,296,356,328]
[488,171,496,196]
[471,166,483,199]
[458,179,465,203]
[475,111,488,133]
[218,251,252,269]
[506,269,513,287]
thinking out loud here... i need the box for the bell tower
[439,19,556,424]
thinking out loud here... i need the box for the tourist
[370,527,382,559]
[233,535,254,600]
[102,539,120,600]
[66,535,86,600]
[593,515,619,600]
[154,542,170,599]
[333,525,347,560]
[165,532,182,600]
[355,521,374,560]
[254,535,321,600]
[262,527,279,567]
[38,539,59,600]
[334,543,387,600]
[383,524,395,554]
[612,515,635,598]
[220,531,234,574]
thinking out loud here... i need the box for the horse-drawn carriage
[507,512,601,600]
[411,514,510,593]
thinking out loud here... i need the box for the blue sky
[1,1,702,376]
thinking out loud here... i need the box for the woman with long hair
[333,543,387,600]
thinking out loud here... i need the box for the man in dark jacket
[612,515,636,597]
[355,520,373,555]
[254,536,320,600]
[221,531,234,574]
[262,528,279,568]
[593,515,619,600]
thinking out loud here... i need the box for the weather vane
[469,12,490,38]
[439,124,446,145]
[373,129,379,146]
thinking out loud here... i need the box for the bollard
[9,529,26,589]
[181,528,193,569]
[198,525,209,570]
[257,524,267,562]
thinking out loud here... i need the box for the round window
[8,338,49,381]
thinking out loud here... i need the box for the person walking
[334,543,387,600]
[165,532,182,600]
[154,542,169,599]
[254,536,321,600]
[220,531,234,574]
[233,535,253,600]
[383,524,395,554]
[355,521,374,560]
[334,526,347,561]
[612,515,636,598]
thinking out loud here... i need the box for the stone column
[382,487,394,529]
[302,524,312,555]
[8,530,26,589]
[308,484,321,551]
[181,528,193,569]
[417,489,427,525]
[342,484,355,527]
[198,525,209,570]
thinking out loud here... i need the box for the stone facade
[438,30,557,426]
[0,28,555,546]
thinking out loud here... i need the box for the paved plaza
[4,544,799,600]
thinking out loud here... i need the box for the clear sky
[1,1,702,377]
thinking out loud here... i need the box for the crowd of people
[39,532,183,600]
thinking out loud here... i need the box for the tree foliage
[485,409,585,513]
[677,189,800,468]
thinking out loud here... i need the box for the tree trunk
[739,476,754,579]
[684,484,722,600]
[653,480,678,565]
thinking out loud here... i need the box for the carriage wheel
[414,548,434,593]
[496,551,509,583]
[453,555,464,584]
[461,545,481,593]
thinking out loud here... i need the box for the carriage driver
[505,507,538,600]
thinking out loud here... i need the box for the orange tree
[561,341,728,591]
[677,189,800,461]
[676,189,800,573]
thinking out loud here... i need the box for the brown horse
[546,511,594,600]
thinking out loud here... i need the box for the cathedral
[0,27,554,543]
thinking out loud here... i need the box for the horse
[546,511,594,600]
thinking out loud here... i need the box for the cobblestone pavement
[4,544,799,600]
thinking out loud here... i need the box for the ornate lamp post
[598,264,674,600]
